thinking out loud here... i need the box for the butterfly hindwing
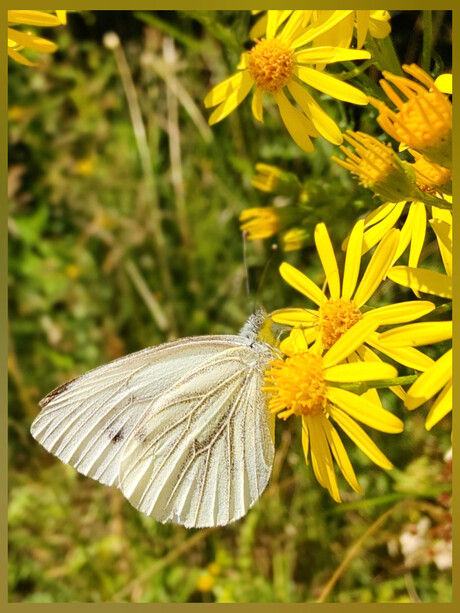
[119,343,275,528]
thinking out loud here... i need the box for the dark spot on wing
[39,377,79,408]
[109,429,125,443]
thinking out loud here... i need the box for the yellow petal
[321,419,363,493]
[425,381,452,430]
[287,81,340,143]
[405,349,452,410]
[367,332,434,372]
[271,308,318,325]
[328,387,404,433]
[434,74,452,95]
[204,70,252,108]
[296,65,368,105]
[387,266,452,299]
[429,217,452,278]
[342,220,364,300]
[251,88,264,123]
[323,318,379,368]
[314,223,341,299]
[361,202,406,255]
[307,415,341,502]
[280,328,314,355]
[8,47,37,66]
[355,10,371,48]
[208,73,254,125]
[56,10,67,25]
[273,89,315,152]
[7,27,57,53]
[354,229,400,307]
[407,203,427,269]
[8,10,61,26]
[290,10,354,49]
[362,300,435,325]
[378,321,452,348]
[330,407,393,469]
[294,47,370,64]
[301,415,310,464]
[390,201,424,265]
[364,201,399,229]
[279,10,308,45]
[249,13,268,40]
[325,361,397,383]
[266,10,282,39]
[279,262,326,306]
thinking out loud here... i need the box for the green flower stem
[421,11,433,72]
[325,486,451,516]
[329,375,419,394]
[340,60,384,99]
[365,34,403,77]
[416,192,453,210]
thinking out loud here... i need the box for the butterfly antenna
[253,243,278,312]
[242,230,251,299]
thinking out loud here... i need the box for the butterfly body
[31,311,279,528]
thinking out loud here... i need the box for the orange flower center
[264,352,328,419]
[248,39,294,93]
[319,298,362,349]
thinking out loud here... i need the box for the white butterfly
[31,310,280,529]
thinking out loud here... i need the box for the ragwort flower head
[307,10,391,50]
[205,10,370,152]
[250,10,391,50]
[273,221,435,378]
[369,64,452,169]
[333,131,423,204]
[264,322,403,502]
[239,207,281,240]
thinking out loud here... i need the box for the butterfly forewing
[31,337,241,488]
[119,343,275,528]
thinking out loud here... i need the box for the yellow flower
[282,228,309,252]
[74,157,95,177]
[264,322,403,502]
[369,64,452,169]
[273,221,436,376]
[250,10,391,49]
[379,324,452,430]
[332,131,423,203]
[8,10,66,66]
[251,163,300,197]
[205,10,370,152]
[239,207,281,240]
[196,573,215,593]
[337,138,451,269]
[307,10,391,50]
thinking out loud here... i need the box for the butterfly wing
[30,337,242,489]
[119,341,276,528]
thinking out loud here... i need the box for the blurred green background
[8,10,452,603]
